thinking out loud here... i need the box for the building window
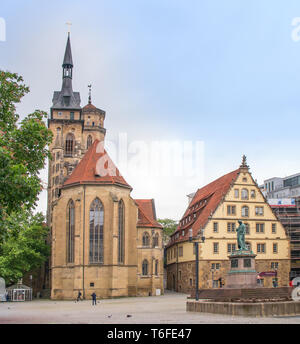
[245,223,250,235]
[273,243,278,254]
[255,206,264,216]
[66,200,75,263]
[227,205,236,215]
[272,223,277,234]
[251,190,256,198]
[153,233,159,247]
[215,263,220,270]
[213,242,219,254]
[241,189,249,200]
[142,232,150,246]
[87,135,93,149]
[242,178,247,182]
[70,111,74,120]
[213,222,218,233]
[118,200,125,264]
[142,259,148,276]
[227,222,236,233]
[241,206,249,217]
[244,258,251,268]
[246,242,251,251]
[178,246,183,257]
[65,133,75,156]
[257,243,266,253]
[56,164,60,172]
[89,198,104,264]
[271,262,279,269]
[234,189,239,198]
[256,223,264,233]
[155,260,159,276]
[227,243,236,253]
[231,259,238,268]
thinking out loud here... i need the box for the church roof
[167,168,240,246]
[135,199,163,228]
[82,103,105,114]
[63,139,131,189]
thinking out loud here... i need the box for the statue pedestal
[226,250,259,289]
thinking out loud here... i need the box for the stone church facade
[47,34,164,300]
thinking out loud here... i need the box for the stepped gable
[63,139,131,189]
[168,169,240,246]
[135,199,162,228]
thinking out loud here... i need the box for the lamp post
[189,228,205,301]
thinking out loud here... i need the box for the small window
[273,243,278,253]
[58,112,62,116]
[178,246,183,257]
[241,189,249,200]
[241,206,249,217]
[213,222,218,233]
[272,223,277,234]
[234,189,239,198]
[255,207,264,216]
[271,262,279,269]
[227,243,236,253]
[213,242,219,254]
[90,282,94,287]
[244,258,251,268]
[242,178,247,182]
[257,243,266,253]
[256,223,264,233]
[245,223,250,235]
[227,205,236,215]
[251,190,256,198]
[227,222,236,233]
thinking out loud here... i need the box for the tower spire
[88,84,92,104]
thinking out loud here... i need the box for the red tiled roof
[82,103,105,114]
[168,169,240,246]
[135,199,163,228]
[63,139,131,188]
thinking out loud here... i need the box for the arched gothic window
[66,200,75,263]
[89,198,104,263]
[142,232,150,246]
[87,135,93,149]
[142,259,148,276]
[65,133,75,156]
[153,233,159,247]
[118,200,125,264]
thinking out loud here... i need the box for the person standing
[77,291,82,301]
[91,292,97,306]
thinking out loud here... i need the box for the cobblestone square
[0,292,299,324]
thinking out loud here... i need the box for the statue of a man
[236,220,247,251]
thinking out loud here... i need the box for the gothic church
[47,34,164,299]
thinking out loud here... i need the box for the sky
[1,0,300,220]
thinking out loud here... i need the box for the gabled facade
[166,158,290,291]
[48,34,163,299]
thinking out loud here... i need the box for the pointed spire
[63,33,73,67]
[88,84,92,104]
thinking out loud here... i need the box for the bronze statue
[236,220,247,251]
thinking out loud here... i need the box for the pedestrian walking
[91,292,97,306]
[77,291,82,301]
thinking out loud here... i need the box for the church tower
[47,33,107,244]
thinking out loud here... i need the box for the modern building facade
[262,173,300,199]
[166,157,290,292]
[47,34,164,299]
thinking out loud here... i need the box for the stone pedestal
[226,250,259,289]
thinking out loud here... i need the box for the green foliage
[0,70,53,283]
[0,210,50,284]
[158,218,178,244]
[0,70,53,217]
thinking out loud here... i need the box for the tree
[0,211,50,284]
[0,71,53,220]
[158,218,178,245]
[0,70,53,283]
